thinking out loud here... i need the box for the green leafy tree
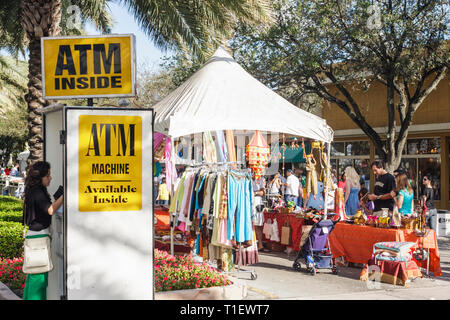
[1,0,273,165]
[230,0,449,172]
[0,56,28,164]
[0,109,28,165]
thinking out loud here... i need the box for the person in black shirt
[22,161,63,300]
[422,173,437,228]
[23,161,63,231]
[368,160,396,212]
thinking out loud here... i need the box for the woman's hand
[48,195,63,216]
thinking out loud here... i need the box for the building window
[405,138,440,155]
[392,137,442,201]
[417,157,441,201]
[331,141,370,190]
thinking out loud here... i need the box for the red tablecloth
[263,211,306,251]
[155,207,170,231]
[329,222,441,277]
[360,257,423,286]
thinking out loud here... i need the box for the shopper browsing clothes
[338,172,346,192]
[394,173,415,216]
[156,177,169,205]
[22,161,63,300]
[252,174,267,252]
[422,173,437,227]
[284,169,300,205]
[368,159,396,213]
[269,172,282,195]
[343,166,361,216]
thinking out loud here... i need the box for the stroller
[293,216,340,275]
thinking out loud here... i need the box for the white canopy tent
[152,46,335,254]
[153,46,333,143]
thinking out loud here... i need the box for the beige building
[321,74,450,210]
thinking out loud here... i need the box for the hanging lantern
[246,130,270,179]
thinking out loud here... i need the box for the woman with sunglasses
[421,174,436,228]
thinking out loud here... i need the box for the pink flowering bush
[0,256,26,294]
[0,250,232,296]
[154,249,233,292]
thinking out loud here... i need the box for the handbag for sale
[299,225,313,248]
[281,220,292,245]
[22,234,53,274]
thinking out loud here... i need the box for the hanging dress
[345,186,360,216]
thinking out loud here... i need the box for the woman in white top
[269,172,282,195]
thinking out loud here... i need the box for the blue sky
[1,2,172,70]
[85,1,172,68]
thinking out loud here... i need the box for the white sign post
[42,105,154,300]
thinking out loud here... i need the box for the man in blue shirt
[10,163,20,177]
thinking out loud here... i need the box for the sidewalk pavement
[2,237,449,300]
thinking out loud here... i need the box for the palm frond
[117,0,274,61]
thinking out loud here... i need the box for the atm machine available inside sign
[41,35,135,99]
[78,115,142,212]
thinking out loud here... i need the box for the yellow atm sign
[41,34,135,99]
[78,115,142,212]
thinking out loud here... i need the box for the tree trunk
[21,0,61,166]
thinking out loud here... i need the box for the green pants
[23,272,48,300]
[23,233,50,300]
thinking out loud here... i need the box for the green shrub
[0,196,23,223]
[0,221,26,259]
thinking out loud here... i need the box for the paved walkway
[241,237,450,300]
[2,238,449,300]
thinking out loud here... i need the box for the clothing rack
[221,243,257,280]
[169,163,258,280]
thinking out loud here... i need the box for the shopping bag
[299,225,313,248]
[270,218,280,242]
[281,220,292,245]
[263,219,272,239]
[22,235,53,274]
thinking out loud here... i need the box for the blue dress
[307,182,324,210]
[345,187,360,216]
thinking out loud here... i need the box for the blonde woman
[344,166,360,216]
[395,173,414,216]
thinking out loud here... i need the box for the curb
[155,277,248,300]
[0,277,248,301]
[0,281,21,300]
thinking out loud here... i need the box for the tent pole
[170,136,175,256]
[323,142,331,219]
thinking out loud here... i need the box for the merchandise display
[246,130,270,179]
[169,164,258,270]
[360,241,422,286]
[329,222,442,276]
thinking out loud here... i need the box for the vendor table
[154,207,171,231]
[329,222,441,277]
[360,257,423,286]
[154,207,192,255]
[263,211,307,251]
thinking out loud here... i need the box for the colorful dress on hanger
[227,170,254,243]
[345,186,360,216]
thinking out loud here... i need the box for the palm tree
[1,0,273,164]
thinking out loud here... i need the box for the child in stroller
[293,216,340,275]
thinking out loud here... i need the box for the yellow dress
[306,155,318,196]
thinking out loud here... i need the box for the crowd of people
[1,163,22,177]
[151,158,439,231]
